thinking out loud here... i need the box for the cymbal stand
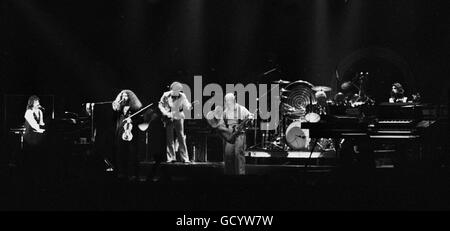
[266,87,287,151]
[248,84,281,150]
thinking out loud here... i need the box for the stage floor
[2,154,450,210]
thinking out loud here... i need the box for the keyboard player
[389,83,408,103]
[23,95,46,147]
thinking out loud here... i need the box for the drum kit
[251,79,335,152]
[249,70,378,152]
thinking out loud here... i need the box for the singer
[24,95,46,146]
[112,90,142,180]
[23,95,48,187]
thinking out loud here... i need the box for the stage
[2,153,450,211]
[1,0,449,213]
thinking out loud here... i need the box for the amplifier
[185,119,223,162]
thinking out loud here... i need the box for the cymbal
[282,103,296,111]
[280,88,291,93]
[312,86,332,92]
[282,102,293,108]
[285,109,306,117]
[273,79,291,84]
[341,81,353,90]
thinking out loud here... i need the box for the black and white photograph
[1,0,449,219]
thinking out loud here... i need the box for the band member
[314,90,328,115]
[23,95,47,188]
[389,83,407,103]
[159,82,192,163]
[24,95,46,146]
[208,93,253,175]
[112,90,142,180]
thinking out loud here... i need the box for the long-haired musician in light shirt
[24,95,45,146]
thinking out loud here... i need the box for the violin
[122,119,133,141]
[120,103,154,141]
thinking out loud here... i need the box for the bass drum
[285,121,310,150]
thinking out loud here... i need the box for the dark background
[1,0,450,212]
[1,0,449,136]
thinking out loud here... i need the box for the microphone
[38,105,45,111]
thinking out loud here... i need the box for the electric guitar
[206,114,253,144]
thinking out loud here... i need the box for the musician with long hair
[112,89,142,180]
[23,95,47,188]
[389,83,408,103]
[24,95,46,146]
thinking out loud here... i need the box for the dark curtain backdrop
[1,0,449,113]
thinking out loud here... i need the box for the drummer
[313,90,329,115]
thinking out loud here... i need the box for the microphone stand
[248,67,279,150]
[84,100,116,172]
[86,101,114,144]
[335,67,340,96]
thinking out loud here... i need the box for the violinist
[112,90,142,181]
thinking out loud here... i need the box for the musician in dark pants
[112,90,142,181]
[388,82,414,168]
[23,95,48,188]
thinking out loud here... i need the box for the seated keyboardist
[389,83,408,103]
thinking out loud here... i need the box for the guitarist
[112,89,142,180]
[158,82,193,163]
[208,93,253,175]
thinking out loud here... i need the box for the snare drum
[304,112,320,123]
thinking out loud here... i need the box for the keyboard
[377,120,413,124]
